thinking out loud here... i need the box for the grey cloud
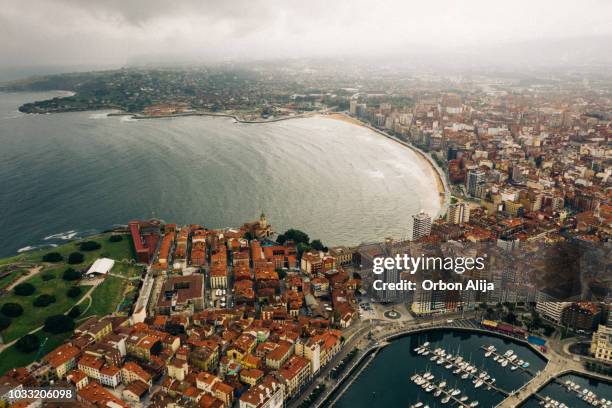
[1,0,611,69]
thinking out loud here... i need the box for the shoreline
[322,112,450,215]
[107,109,320,124]
[109,108,449,215]
[14,92,448,216]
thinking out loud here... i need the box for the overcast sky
[2,0,612,68]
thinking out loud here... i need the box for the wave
[17,245,37,253]
[43,230,78,241]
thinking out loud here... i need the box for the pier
[417,344,510,397]
[479,345,536,376]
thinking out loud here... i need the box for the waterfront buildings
[561,302,602,332]
[447,202,471,224]
[412,211,432,240]
[591,325,612,363]
[536,301,571,324]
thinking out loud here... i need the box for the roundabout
[383,309,401,320]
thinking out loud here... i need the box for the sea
[0,91,440,257]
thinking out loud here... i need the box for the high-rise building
[412,211,432,240]
[466,169,485,197]
[349,100,358,116]
[447,202,470,224]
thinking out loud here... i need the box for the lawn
[2,233,135,268]
[111,261,144,279]
[82,276,130,318]
[0,331,71,375]
[0,271,92,343]
[0,270,24,290]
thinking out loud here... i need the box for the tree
[297,242,312,258]
[62,268,81,281]
[14,283,35,296]
[277,229,310,245]
[41,273,55,281]
[15,334,40,353]
[67,286,82,298]
[275,268,287,280]
[67,252,84,264]
[0,316,11,331]
[504,312,518,325]
[33,294,56,307]
[108,235,123,243]
[42,252,63,262]
[311,239,326,251]
[43,315,75,334]
[68,306,81,318]
[1,303,24,317]
[543,325,555,337]
[79,241,101,251]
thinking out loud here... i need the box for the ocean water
[0,91,440,257]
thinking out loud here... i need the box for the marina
[334,329,547,408]
[520,373,612,408]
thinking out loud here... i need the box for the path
[495,346,611,407]
[5,265,43,291]
[0,282,99,353]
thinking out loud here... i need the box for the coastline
[108,109,320,124]
[13,92,448,216]
[322,112,450,215]
[111,108,449,215]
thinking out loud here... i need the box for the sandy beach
[320,113,449,210]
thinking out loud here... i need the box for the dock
[417,345,510,397]
[412,371,480,407]
[479,345,535,376]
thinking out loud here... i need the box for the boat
[510,365,518,371]
[434,389,442,397]
[411,403,423,408]
[425,385,435,392]
[485,351,493,357]
[470,402,479,407]
[493,355,500,362]
[522,362,530,368]
[439,381,446,388]
[474,380,484,388]
[460,396,468,401]
[445,363,453,369]
[451,389,461,396]
[501,360,508,367]
[422,342,430,347]
[441,396,450,404]
[461,373,469,380]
